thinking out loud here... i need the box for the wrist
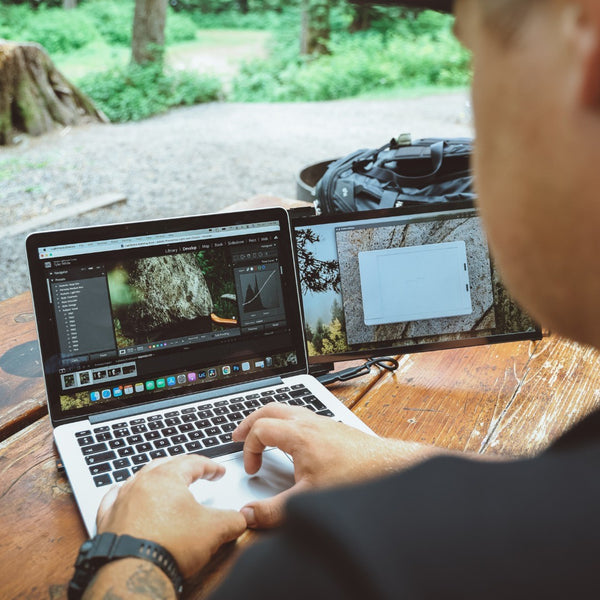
[69,533,183,600]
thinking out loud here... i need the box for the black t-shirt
[210,411,600,599]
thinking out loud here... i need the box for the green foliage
[231,10,470,102]
[78,1,134,46]
[166,11,199,43]
[77,62,221,123]
[2,5,99,53]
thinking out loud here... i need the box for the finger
[241,418,304,475]
[97,484,120,526]
[233,403,301,442]
[144,454,226,486]
[240,479,311,529]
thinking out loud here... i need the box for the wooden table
[3,205,600,598]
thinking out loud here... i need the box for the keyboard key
[93,474,112,487]
[77,436,95,447]
[260,397,275,405]
[113,458,131,469]
[244,399,260,408]
[309,399,327,411]
[118,447,135,457]
[93,426,110,434]
[132,465,144,474]
[317,409,335,417]
[193,441,243,459]
[86,451,116,465]
[165,411,180,418]
[245,393,260,400]
[131,425,148,435]
[203,437,219,447]
[113,429,131,438]
[211,416,227,426]
[230,403,244,412]
[144,431,161,441]
[165,417,181,426]
[214,400,229,407]
[82,442,108,456]
[189,430,204,440]
[135,442,153,453]
[150,449,167,460]
[291,384,308,390]
[185,441,202,452]
[148,421,165,430]
[181,414,198,423]
[154,439,170,449]
[222,423,236,433]
[131,418,145,425]
[274,393,290,401]
[171,435,188,445]
[148,415,163,422]
[206,427,221,437]
[95,432,113,442]
[242,409,253,417]
[289,389,309,398]
[162,427,177,437]
[111,422,128,429]
[276,387,290,393]
[196,419,211,429]
[219,433,233,443]
[228,412,243,422]
[178,423,194,433]
[132,454,149,465]
[126,435,143,445]
[261,390,275,397]
[109,439,126,449]
[89,462,112,475]
[181,407,196,415]
[113,469,131,482]
[198,409,214,419]
[214,407,229,416]
[168,445,184,456]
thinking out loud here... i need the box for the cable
[317,356,399,385]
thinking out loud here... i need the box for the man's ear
[571,0,600,108]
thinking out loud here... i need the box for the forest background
[0,0,470,122]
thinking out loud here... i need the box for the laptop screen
[292,202,542,367]
[27,208,306,424]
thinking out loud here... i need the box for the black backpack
[314,136,475,214]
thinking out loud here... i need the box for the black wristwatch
[68,532,184,600]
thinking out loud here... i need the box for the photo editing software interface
[294,206,539,363]
[35,221,297,414]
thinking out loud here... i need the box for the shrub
[77,63,221,123]
[79,0,134,46]
[166,12,199,43]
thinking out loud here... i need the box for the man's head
[362,0,600,348]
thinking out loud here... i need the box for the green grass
[54,40,130,81]
[0,158,50,181]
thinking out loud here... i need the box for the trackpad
[189,449,295,510]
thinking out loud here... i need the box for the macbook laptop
[26,207,372,535]
[291,201,542,376]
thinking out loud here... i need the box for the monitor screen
[292,202,541,367]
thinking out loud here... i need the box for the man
[78,0,600,597]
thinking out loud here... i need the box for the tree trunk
[0,41,107,146]
[237,0,249,14]
[300,0,330,56]
[350,6,374,32]
[131,0,167,66]
[62,0,77,9]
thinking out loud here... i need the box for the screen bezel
[27,207,307,426]
[291,201,543,367]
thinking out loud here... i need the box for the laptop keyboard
[74,384,334,488]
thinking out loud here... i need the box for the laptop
[291,201,542,376]
[26,207,373,535]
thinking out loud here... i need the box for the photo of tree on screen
[106,248,238,347]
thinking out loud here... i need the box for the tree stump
[0,40,107,145]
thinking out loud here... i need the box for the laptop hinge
[89,376,285,424]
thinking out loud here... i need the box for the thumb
[240,480,311,529]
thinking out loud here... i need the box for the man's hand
[96,454,247,578]
[233,404,445,529]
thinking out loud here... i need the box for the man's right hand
[233,404,444,529]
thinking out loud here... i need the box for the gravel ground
[0,92,472,302]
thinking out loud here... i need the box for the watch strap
[69,533,183,600]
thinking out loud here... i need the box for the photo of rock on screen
[296,210,538,359]
[106,248,239,348]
